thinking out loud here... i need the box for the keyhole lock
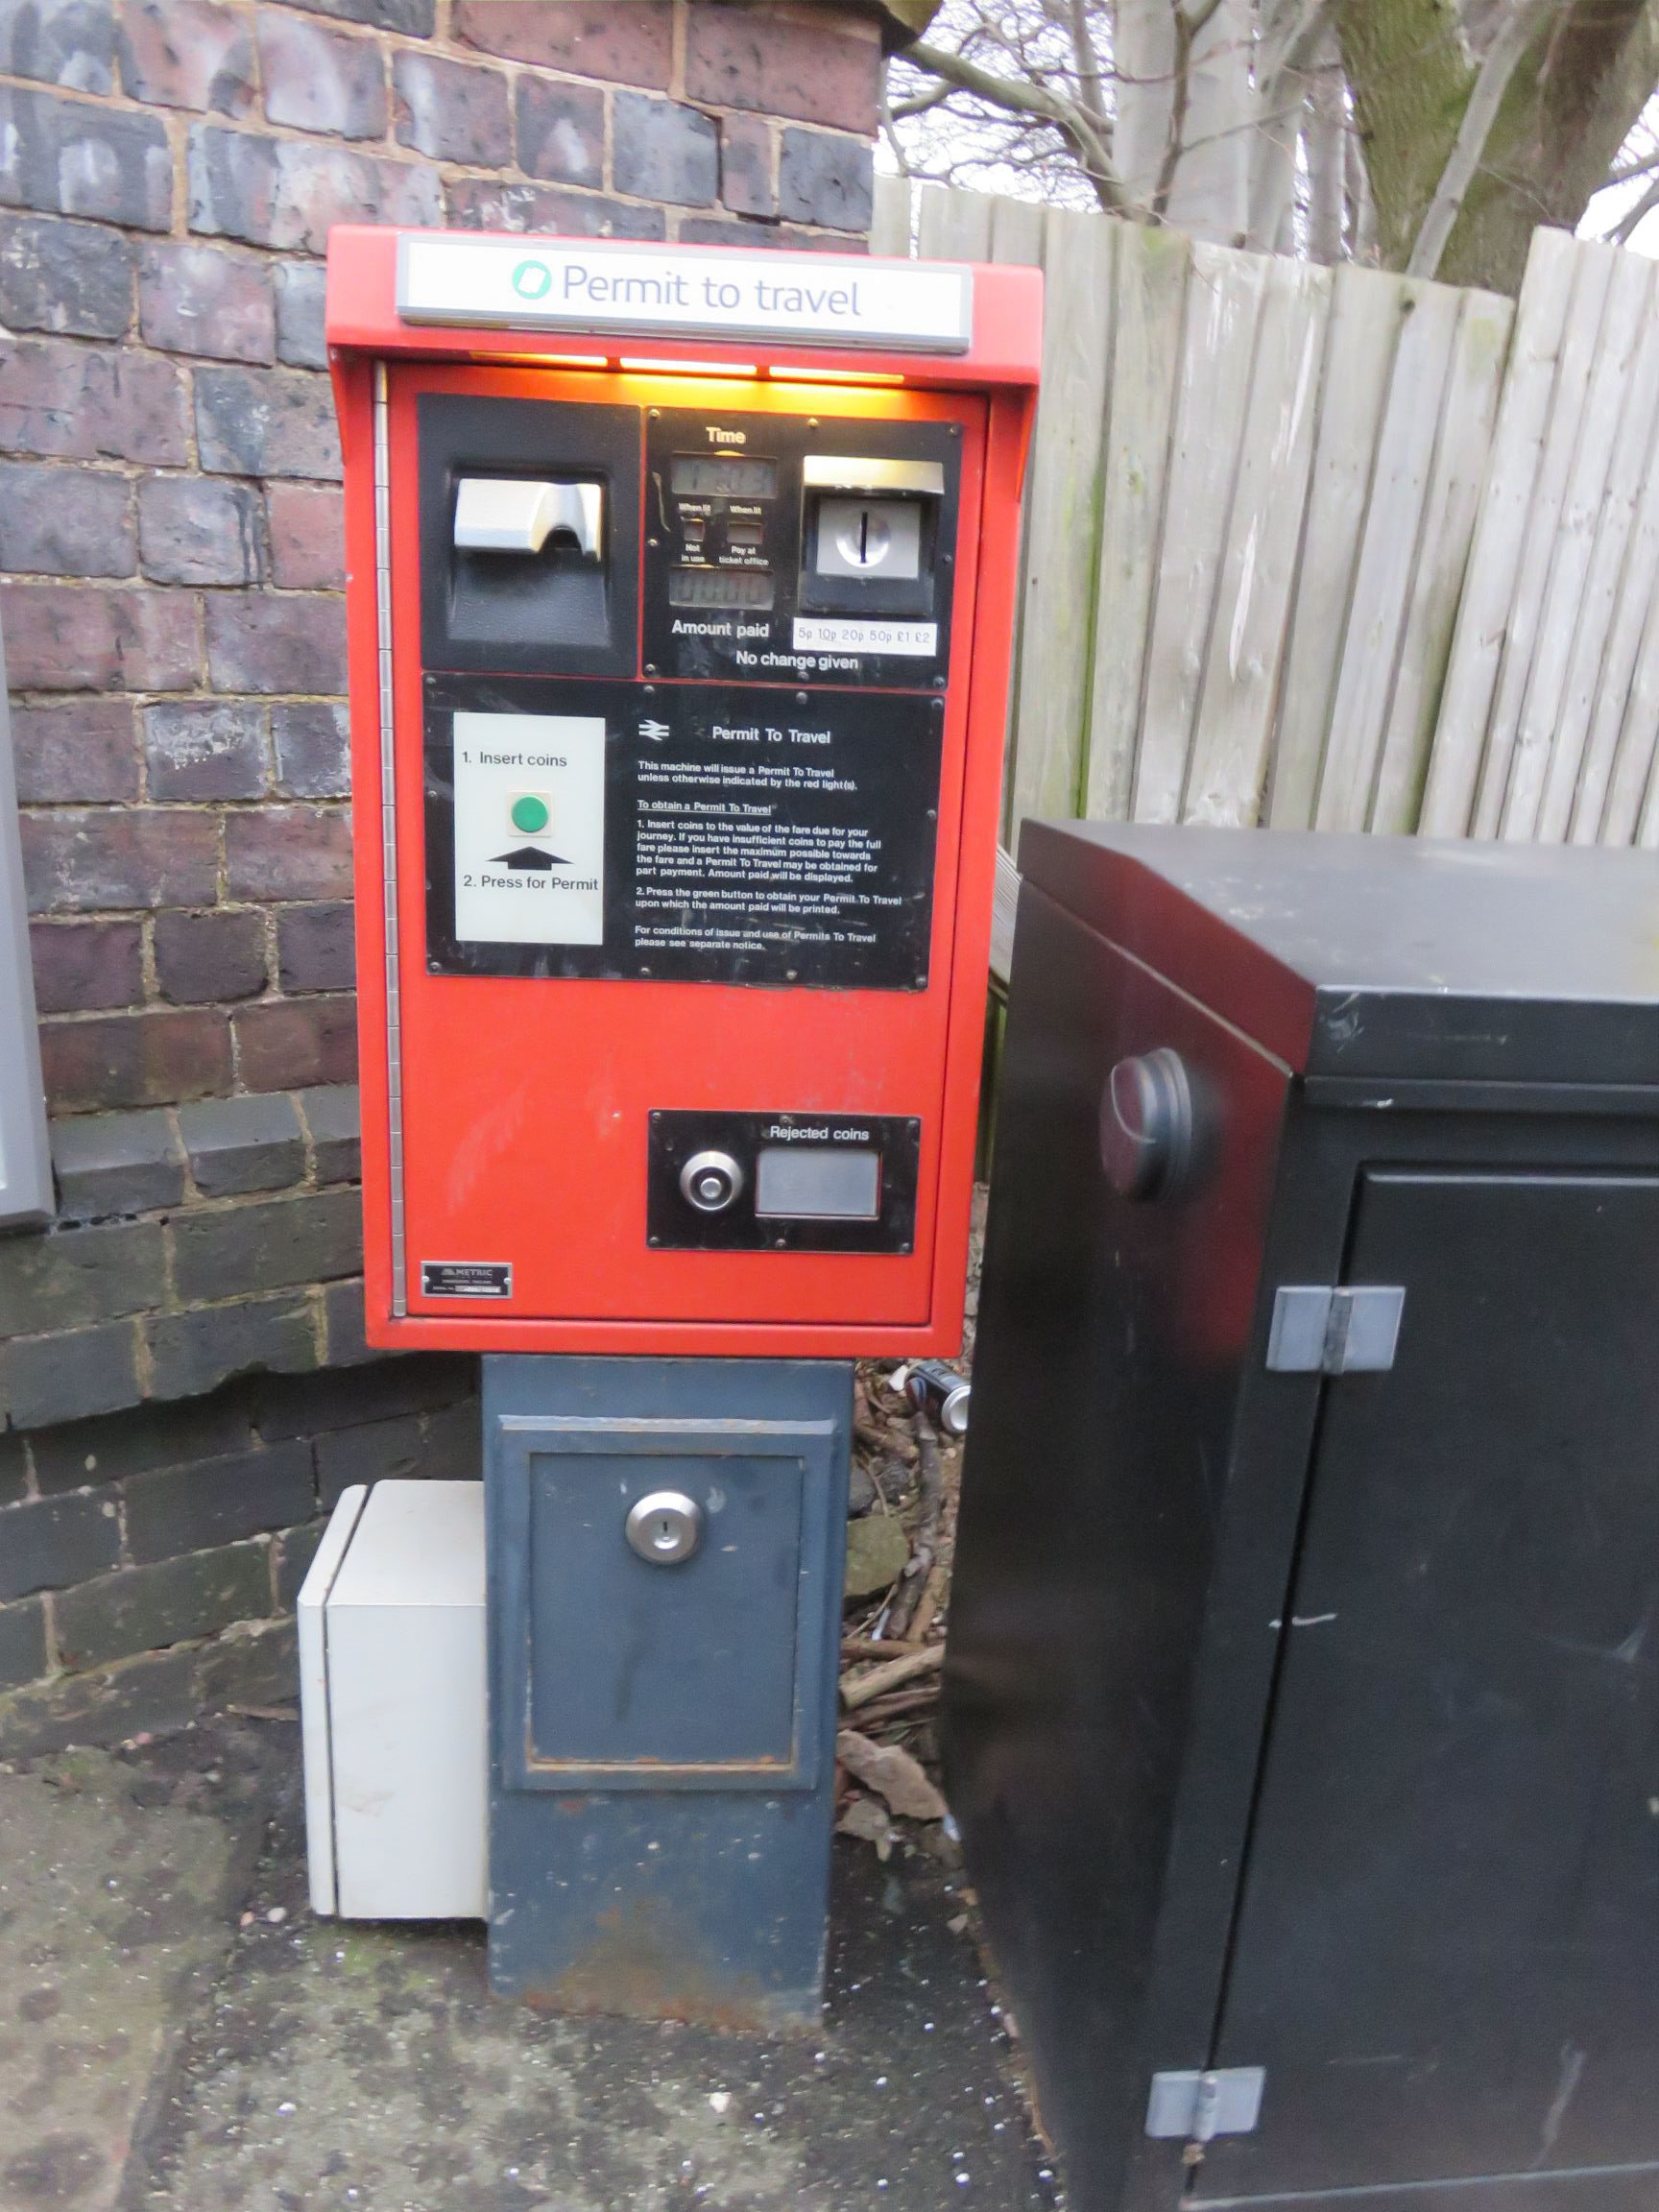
[625,1491,704,1566]
[679,1149,744,1214]
[834,504,892,570]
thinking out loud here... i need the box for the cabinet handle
[1099,1048,1196,1201]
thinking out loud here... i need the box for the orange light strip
[469,351,610,369]
[619,356,762,377]
[768,367,906,385]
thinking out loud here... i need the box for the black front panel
[423,676,943,989]
[1201,1169,1659,2204]
[419,392,641,679]
[647,1110,920,1252]
[642,408,960,688]
[942,888,1292,2207]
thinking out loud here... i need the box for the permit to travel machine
[318,226,1041,2026]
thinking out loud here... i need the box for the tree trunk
[1246,0,1323,251]
[1117,0,1255,244]
[1436,0,1659,292]
[1331,0,1474,270]
[1337,0,1659,295]
[1306,45,1348,261]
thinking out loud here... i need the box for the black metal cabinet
[944,825,1659,2212]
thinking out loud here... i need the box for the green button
[510,794,550,834]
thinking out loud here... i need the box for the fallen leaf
[837,1729,948,1822]
[835,1791,897,1861]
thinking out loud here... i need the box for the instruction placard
[426,684,943,990]
[451,711,605,946]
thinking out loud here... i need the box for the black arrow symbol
[490,846,570,871]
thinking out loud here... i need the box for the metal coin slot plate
[648,1110,921,1254]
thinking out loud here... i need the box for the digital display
[670,455,779,499]
[668,566,776,611]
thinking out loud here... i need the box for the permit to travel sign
[396,236,974,353]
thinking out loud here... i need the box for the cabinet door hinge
[1266,1285,1405,1375]
[1145,2066,1266,2143]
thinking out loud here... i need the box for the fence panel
[877,179,1659,869]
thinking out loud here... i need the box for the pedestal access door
[1190,1168,1659,2210]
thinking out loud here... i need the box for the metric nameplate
[424,679,945,991]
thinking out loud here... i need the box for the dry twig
[841,1644,944,1710]
[884,1410,945,1639]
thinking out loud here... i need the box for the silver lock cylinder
[625,1491,704,1565]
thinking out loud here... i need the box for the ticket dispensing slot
[452,478,603,558]
[418,393,640,681]
[799,455,945,619]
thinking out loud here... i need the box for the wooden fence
[872,180,1659,859]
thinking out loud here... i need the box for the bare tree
[886,0,1659,293]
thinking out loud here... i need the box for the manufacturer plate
[421,1261,513,1298]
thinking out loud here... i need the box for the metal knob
[679,1149,744,1214]
[625,1491,704,1565]
[1100,1048,1195,1201]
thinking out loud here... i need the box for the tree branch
[1153,4,1200,218]
[1407,0,1554,276]
[1614,170,1659,240]
[903,36,1123,204]
[887,81,959,119]
[1066,0,1110,126]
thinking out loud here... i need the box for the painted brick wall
[0,0,884,1724]
[6,0,879,1121]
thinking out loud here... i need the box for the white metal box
[298,1479,488,1919]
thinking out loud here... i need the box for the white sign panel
[397,237,974,354]
[452,712,606,947]
[792,617,939,658]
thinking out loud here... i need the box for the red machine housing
[327,225,1041,1358]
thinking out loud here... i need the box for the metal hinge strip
[1145,2065,1265,2143]
[1266,1285,1405,1374]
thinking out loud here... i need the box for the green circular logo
[511,794,551,835]
[512,258,553,301]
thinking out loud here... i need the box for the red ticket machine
[328,226,1039,1357]
[325,227,1041,2023]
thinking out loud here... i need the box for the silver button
[679,1148,744,1214]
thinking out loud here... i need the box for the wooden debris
[837,1728,948,1821]
[884,1411,945,1639]
[835,1793,897,1861]
[841,1644,944,1710]
[850,1685,940,1726]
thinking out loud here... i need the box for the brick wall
[0,0,886,1727]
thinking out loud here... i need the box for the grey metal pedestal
[483,1354,851,2029]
